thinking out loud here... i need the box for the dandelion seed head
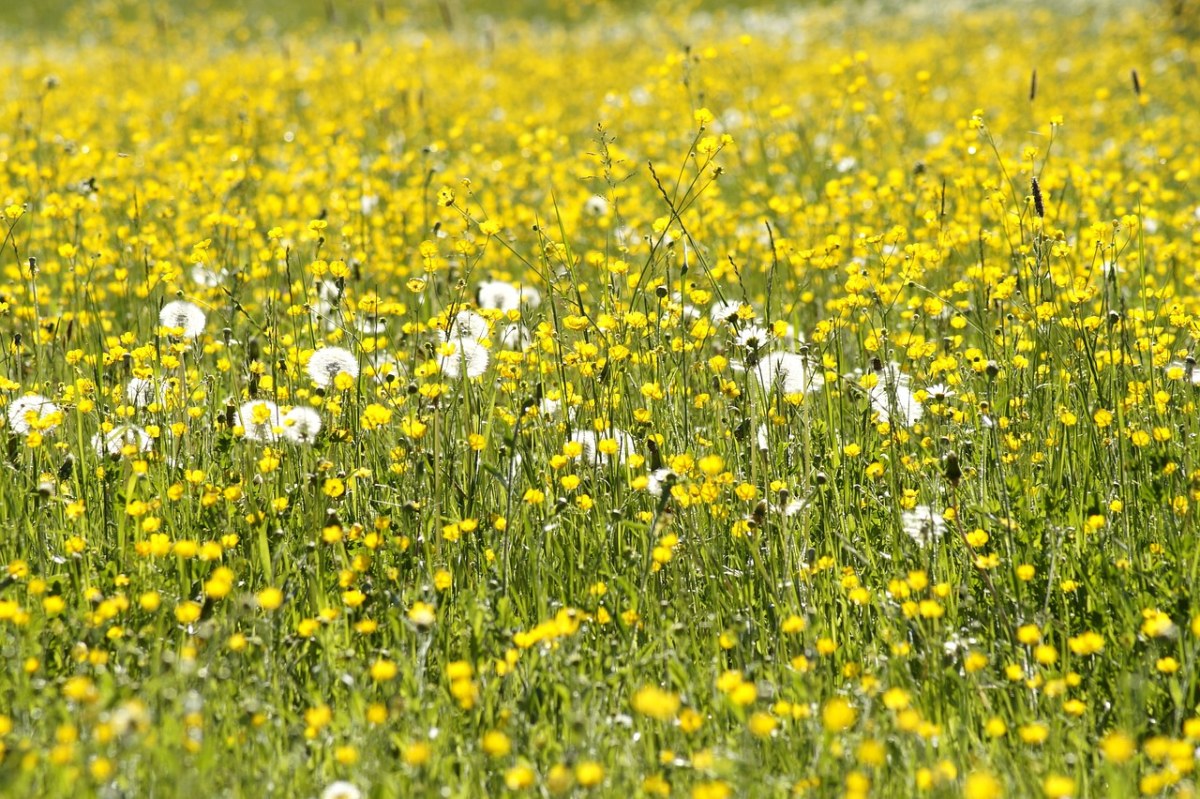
[127,378,156,408]
[755,352,823,396]
[307,347,359,388]
[901,505,946,547]
[449,309,490,341]
[237,400,281,442]
[8,394,61,435]
[282,406,322,445]
[92,424,153,456]
[437,335,489,379]
[478,280,541,312]
[158,300,206,339]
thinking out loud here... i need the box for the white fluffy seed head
[306,347,359,388]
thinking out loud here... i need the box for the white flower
[710,299,744,324]
[867,362,923,426]
[436,335,490,379]
[307,347,359,388]
[282,406,322,444]
[448,309,490,341]
[320,782,362,799]
[735,324,770,351]
[8,394,61,435]
[237,400,281,442]
[901,505,946,547]
[127,378,156,408]
[92,425,153,456]
[158,300,206,338]
[924,383,955,402]
[755,352,824,396]
[478,280,541,312]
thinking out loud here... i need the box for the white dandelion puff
[570,428,635,467]
[126,378,156,408]
[448,309,490,341]
[306,347,359,388]
[498,324,531,350]
[91,424,153,456]
[755,352,824,396]
[237,400,281,443]
[584,195,610,217]
[437,336,490,379]
[7,394,61,435]
[901,504,946,547]
[868,363,923,426]
[190,264,225,287]
[783,497,809,518]
[647,468,677,497]
[158,300,206,339]
[282,406,322,445]
[478,280,541,312]
[354,315,389,335]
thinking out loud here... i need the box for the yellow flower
[821,697,856,732]
[1042,774,1075,798]
[1100,731,1135,763]
[369,659,398,682]
[632,686,680,721]
[964,772,1003,799]
[408,602,436,627]
[1067,631,1104,655]
[481,730,511,757]
[575,761,604,788]
[174,601,202,624]
[256,587,284,611]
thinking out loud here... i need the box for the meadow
[1,0,1200,796]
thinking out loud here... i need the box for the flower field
[4,0,1200,796]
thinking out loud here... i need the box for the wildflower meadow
[3,0,1200,796]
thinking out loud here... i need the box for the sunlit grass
[1,0,1199,796]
